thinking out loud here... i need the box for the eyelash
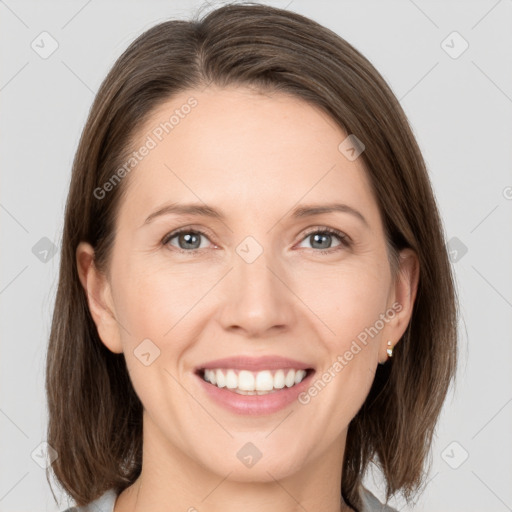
[161,226,351,256]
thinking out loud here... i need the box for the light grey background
[1,0,511,511]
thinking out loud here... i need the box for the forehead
[117,85,380,228]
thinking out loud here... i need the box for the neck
[114,412,353,512]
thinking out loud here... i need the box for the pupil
[312,233,330,249]
[181,233,200,249]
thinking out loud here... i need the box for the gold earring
[386,340,394,358]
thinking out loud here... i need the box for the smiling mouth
[196,368,315,395]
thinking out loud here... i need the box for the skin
[77,85,419,512]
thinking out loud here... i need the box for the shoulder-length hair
[46,3,458,511]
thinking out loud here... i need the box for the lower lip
[195,371,315,415]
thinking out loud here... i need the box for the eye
[162,228,213,253]
[296,227,351,254]
[162,226,351,255]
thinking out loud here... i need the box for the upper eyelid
[301,225,350,241]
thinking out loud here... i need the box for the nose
[217,248,296,337]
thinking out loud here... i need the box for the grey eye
[166,231,208,251]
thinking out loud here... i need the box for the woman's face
[78,85,417,483]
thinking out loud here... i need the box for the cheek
[308,265,390,418]
[112,257,206,340]
[297,268,387,431]
[110,265,199,419]
[294,260,391,347]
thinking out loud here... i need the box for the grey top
[62,486,397,512]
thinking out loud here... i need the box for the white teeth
[255,370,274,391]
[238,370,255,391]
[202,368,308,392]
[225,370,237,389]
[215,369,226,388]
[285,369,295,387]
[274,369,285,389]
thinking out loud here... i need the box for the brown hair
[46,3,458,510]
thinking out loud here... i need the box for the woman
[46,3,458,511]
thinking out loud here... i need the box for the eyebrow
[143,202,369,227]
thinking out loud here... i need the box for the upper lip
[196,355,314,372]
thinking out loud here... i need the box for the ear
[379,248,420,363]
[76,241,123,354]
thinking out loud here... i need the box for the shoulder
[61,488,118,512]
[359,486,398,512]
